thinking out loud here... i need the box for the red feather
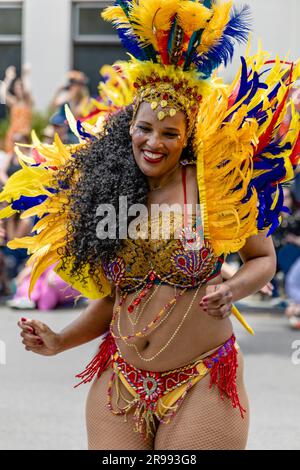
[290,129,300,167]
[254,63,294,156]
[157,30,170,65]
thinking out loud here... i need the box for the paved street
[0,305,299,450]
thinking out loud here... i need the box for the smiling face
[130,102,187,179]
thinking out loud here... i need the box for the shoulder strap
[181,165,188,227]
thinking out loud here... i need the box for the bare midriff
[111,274,233,372]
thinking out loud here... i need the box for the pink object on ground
[14,264,80,310]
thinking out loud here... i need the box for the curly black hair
[55,105,195,289]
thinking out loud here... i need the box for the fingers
[201,284,230,304]
[24,345,44,352]
[199,284,233,320]
[200,301,232,320]
[200,291,233,309]
[18,317,44,349]
[18,318,36,335]
[18,317,48,336]
[20,331,43,346]
[207,304,232,319]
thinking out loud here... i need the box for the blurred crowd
[0,65,90,311]
[0,64,299,331]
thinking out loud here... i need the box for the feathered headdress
[80,63,134,131]
[102,0,251,132]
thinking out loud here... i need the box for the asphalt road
[0,305,299,450]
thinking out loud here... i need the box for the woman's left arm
[200,231,276,319]
[224,230,276,302]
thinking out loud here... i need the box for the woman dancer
[1,0,299,450]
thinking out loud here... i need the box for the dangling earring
[180,159,196,166]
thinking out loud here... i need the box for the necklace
[110,287,187,341]
[129,284,201,362]
[149,163,180,192]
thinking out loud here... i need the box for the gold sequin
[169,108,176,117]
[160,100,168,108]
[151,101,158,110]
[158,111,165,120]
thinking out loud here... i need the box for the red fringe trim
[74,332,116,388]
[204,342,246,418]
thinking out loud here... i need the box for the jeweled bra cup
[102,212,224,292]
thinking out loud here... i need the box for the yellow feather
[54,258,112,300]
[64,105,82,141]
[129,0,180,48]
[178,1,212,35]
[198,1,233,54]
[232,305,255,335]
[28,249,60,298]
[31,129,41,147]
[7,236,36,250]
[0,205,17,219]
[101,6,129,27]
[14,146,36,165]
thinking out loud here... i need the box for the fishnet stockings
[85,350,249,450]
[155,349,249,450]
[85,367,154,450]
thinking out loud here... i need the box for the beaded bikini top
[102,167,224,294]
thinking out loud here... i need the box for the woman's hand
[18,317,63,356]
[199,284,233,320]
[5,65,16,81]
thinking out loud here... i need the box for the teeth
[143,150,164,160]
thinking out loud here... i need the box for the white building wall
[222,0,300,81]
[23,0,72,111]
[1,0,298,110]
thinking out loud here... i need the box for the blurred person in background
[50,70,89,144]
[41,125,55,145]
[271,187,300,297]
[1,213,33,281]
[284,257,300,329]
[0,133,31,187]
[0,219,10,295]
[51,70,90,119]
[48,108,72,144]
[0,134,33,288]
[0,65,33,158]
[6,263,81,311]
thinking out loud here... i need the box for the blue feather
[114,0,131,15]
[117,28,148,60]
[262,141,292,156]
[77,121,95,141]
[224,5,252,43]
[12,195,48,212]
[235,56,251,103]
[188,5,251,76]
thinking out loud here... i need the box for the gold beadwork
[130,284,201,362]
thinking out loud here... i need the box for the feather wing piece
[196,51,300,257]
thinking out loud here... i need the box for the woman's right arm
[18,294,115,356]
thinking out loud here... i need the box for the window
[0,2,22,86]
[0,3,22,36]
[73,1,127,96]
